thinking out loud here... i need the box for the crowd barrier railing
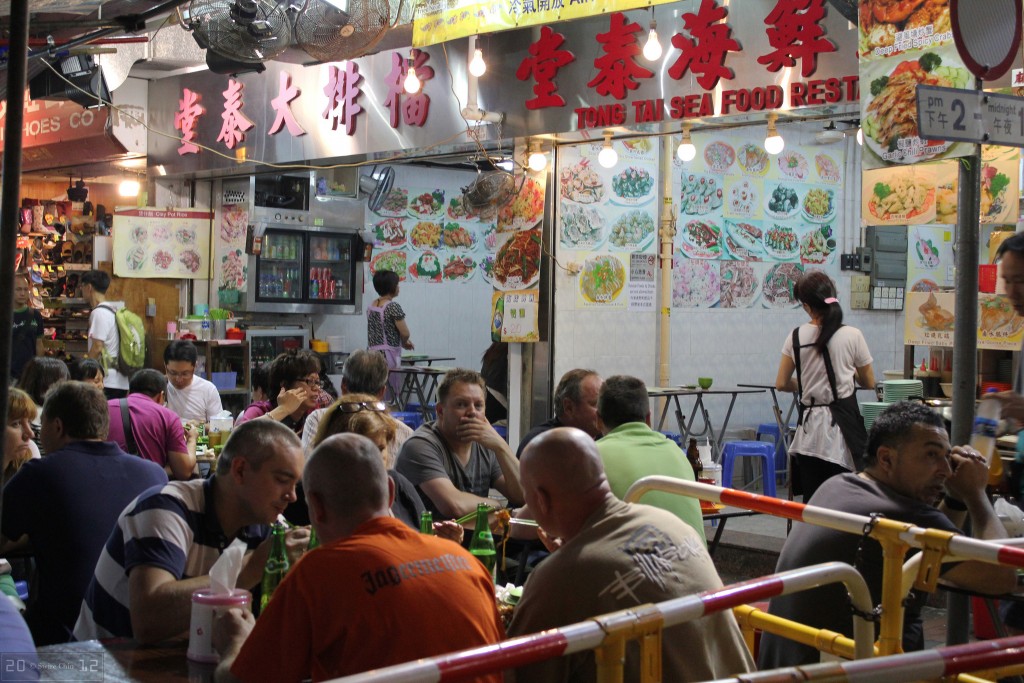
[708,634,1024,682]
[328,563,874,683]
[624,476,1024,656]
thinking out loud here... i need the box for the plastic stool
[14,580,28,601]
[755,422,789,482]
[391,411,424,430]
[721,441,777,498]
[494,424,509,442]
[660,431,682,447]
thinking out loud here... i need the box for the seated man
[107,369,197,481]
[507,428,753,681]
[516,369,604,457]
[1,382,167,645]
[301,349,414,467]
[395,368,524,519]
[595,375,705,542]
[212,433,503,682]
[163,340,223,423]
[758,401,1016,669]
[74,420,309,644]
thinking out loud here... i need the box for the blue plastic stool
[660,431,682,447]
[14,581,28,601]
[756,422,790,483]
[404,403,436,420]
[721,441,777,498]
[494,424,509,442]
[391,411,424,430]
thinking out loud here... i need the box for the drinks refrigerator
[245,207,361,314]
[247,328,311,375]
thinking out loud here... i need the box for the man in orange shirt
[213,433,503,683]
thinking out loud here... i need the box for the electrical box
[850,274,871,309]
[865,226,908,310]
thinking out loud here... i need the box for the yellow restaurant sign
[412,0,674,47]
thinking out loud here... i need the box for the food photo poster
[113,208,212,279]
[858,0,971,169]
[365,166,544,342]
[670,129,844,310]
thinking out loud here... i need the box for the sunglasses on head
[338,401,387,414]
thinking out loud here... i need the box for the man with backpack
[82,270,145,399]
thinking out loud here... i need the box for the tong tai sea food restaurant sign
[148,0,857,173]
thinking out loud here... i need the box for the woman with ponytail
[776,271,875,501]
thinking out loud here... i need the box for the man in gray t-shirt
[758,402,1015,669]
[395,368,523,520]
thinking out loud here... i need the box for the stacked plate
[861,402,891,431]
[882,379,923,403]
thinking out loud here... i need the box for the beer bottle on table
[260,522,290,612]
[686,438,703,478]
[468,503,497,582]
[419,510,434,535]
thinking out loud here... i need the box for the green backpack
[99,304,146,376]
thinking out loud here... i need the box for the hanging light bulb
[676,123,696,162]
[469,47,486,77]
[403,55,421,94]
[856,127,863,145]
[597,131,618,168]
[764,113,784,155]
[119,177,140,197]
[527,139,547,172]
[642,17,662,61]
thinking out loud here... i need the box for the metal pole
[947,77,982,644]
[657,135,676,405]
[0,0,30,532]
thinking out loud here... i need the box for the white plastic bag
[995,497,1024,538]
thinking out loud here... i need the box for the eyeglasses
[338,401,387,414]
[166,369,194,379]
[294,376,322,389]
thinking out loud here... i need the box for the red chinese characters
[269,71,305,137]
[588,12,653,100]
[384,50,433,129]
[516,26,575,110]
[216,79,253,150]
[669,0,740,90]
[322,62,364,136]
[757,0,836,78]
[174,88,203,156]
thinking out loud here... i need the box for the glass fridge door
[255,230,304,302]
[248,329,311,373]
[307,234,356,304]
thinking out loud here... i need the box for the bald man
[507,428,753,682]
[213,433,503,683]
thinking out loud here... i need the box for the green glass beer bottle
[307,527,319,550]
[419,510,434,535]
[260,522,290,612]
[468,503,497,582]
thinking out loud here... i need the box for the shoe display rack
[31,233,95,361]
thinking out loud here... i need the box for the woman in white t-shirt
[775,271,875,501]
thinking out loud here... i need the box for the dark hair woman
[775,271,876,501]
[367,269,414,401]
[235,350,320,435]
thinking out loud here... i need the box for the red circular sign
[951,0,1022,80]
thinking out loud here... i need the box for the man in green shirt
[595,375,705,542]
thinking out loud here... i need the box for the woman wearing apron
[776,271,875,502]
[367,269,414,402]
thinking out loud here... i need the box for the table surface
[647,386,766,396]
[401,355,455,364]
[33,639,211,682]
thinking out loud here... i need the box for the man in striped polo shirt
[74,419,309,644]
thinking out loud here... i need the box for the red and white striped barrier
[708,634,1024,682]
[328,563,874,683]
[624,476,1024,570]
